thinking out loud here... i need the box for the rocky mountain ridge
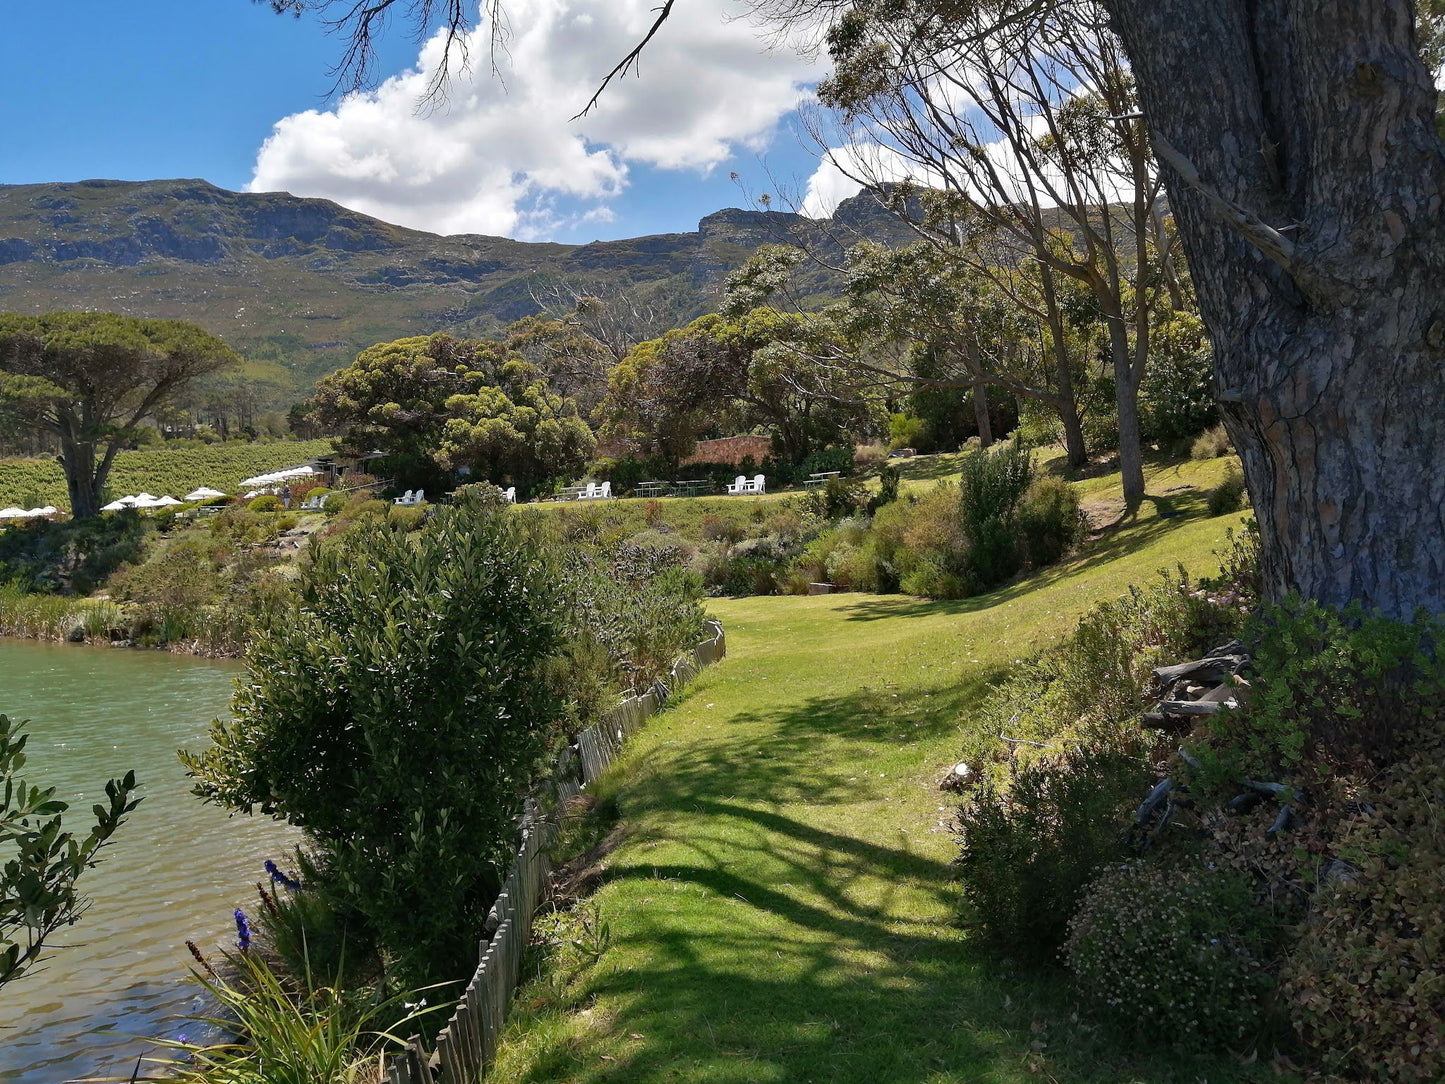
[0,179,912,403]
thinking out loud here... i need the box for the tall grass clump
[142,949,439,1084]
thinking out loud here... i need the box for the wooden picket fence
[385,619,726,1084]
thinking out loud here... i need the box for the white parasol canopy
[0,507,29,519]
[184,486,227,502]
[238,465,320,488]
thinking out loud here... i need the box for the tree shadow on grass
[504,793,1266,1084]
[632,678,996,811]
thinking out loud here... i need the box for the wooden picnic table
[633,481,670,498]
[803,471,843,488]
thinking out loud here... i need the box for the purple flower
[234,909,252,953]
[264,859,301,891]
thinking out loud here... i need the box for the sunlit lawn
[490,474,1263,1083]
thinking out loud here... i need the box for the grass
[487,473,1265,1082]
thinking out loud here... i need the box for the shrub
[387,503,427,532]
[1014,476,1087,570]
[1140,311,1217,443]
[249,495,282,513]
[322,492,345,515]
[0,513,148,594]
[957,441,1034,591]
[274,514,299,533]
[954,744,1154,961]
[888,413,928,450]
[1066,860,1277,1048]
[821,476,869,518]
[149,949,435,1083]
[1191,424,1233,459]
[1192,600,1445,792]
[182,499,564,987]
[700,513,745,544]
[800,446,856,478]
[1283,751,1444,1081]
[1207,464,1248,515]
[867,465,900,514]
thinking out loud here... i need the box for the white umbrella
[0,507,29,519]
[130,495,164,509]
[239,465,319,488]
[101,499,129,512]
[153,496,183,507]
[134,493,158,503]
[184,486,226,501]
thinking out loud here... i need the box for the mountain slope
[0,179,911,403]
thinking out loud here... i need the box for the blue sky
[0,1,833,243]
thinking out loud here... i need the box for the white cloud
[249,0,821,238]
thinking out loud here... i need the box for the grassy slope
[491,466,1263,1083]
[0,439,335,509]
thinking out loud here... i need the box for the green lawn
[490,493,1264,1082]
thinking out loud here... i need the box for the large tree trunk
[972,385,994,448]
[60,435,102,520]
[1103,0,1445,617]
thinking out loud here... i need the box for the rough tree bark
[972,385,994,448]
[1103,0,1445,617]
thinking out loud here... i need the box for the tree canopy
[0,313,239,518]
[308,332,595,495]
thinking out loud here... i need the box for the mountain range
[0,179,912,406]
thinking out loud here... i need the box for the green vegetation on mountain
[0,180,910,408]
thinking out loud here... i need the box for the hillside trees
[0,313,238,518]
[817,0,1172,508]
[308,332,594,494]
[602,308,876,466]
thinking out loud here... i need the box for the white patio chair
[393,490,414,506]
[600,481,613,499]
[751,474,767,494]
[726,475,747,495]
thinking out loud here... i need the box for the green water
[0,638,295,1083]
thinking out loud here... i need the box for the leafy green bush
[1191,424,1232,459]
[386,503,427,532]
[1207,464,1248,515]
[1066,860,1277,1047]
[800,445,856,478]
[183,499,564,986]
[322,492,345,514]
[0,513,148,594]
[1014,476,1087,570]
[888,413,928,450]
[956,441,1034,592]
[1139,310,1217,443]
[249,495,282,513]
[1284,750,1444,1081]
[955,744,1153,961]
[1192,599,1445,792]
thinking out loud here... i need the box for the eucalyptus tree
[814,0,1172,508]
[0,313,238,518]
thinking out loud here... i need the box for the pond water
[0,638,295,1084]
